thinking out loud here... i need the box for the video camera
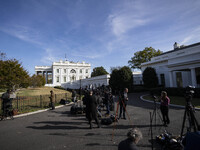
[185,85,195,103]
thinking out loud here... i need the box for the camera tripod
[111,99,132,141]
[180,101,200,138]
[150,97,163,127]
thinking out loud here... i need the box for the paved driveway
[0,92,199,150]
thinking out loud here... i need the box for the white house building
[141,42,200,88]
[61,74,110,89]
[133,71,143,85]
[35,60,91,87]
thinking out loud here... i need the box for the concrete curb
[13,102,74,119]
[140,94,200,110]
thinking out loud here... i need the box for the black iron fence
[0,93,71,115]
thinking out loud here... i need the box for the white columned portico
[46,71,48,84]
[59,68,62,84]
[190,68,197,87]
[169,71,173,87]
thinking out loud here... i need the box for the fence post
[36,96,37,107]
[17,96,19,110]
[65,93,67,100]
[23,97,25,110]
[40,95,42,108]
[55,94,57,104]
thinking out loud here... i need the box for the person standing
[119,88,129,119]
[160,91,170,126]
[104,90,110,115]
[118,128,143,150]
[72,90,77,102]
[1,89,11,117]
[49,90,55,110]
[86,90,100,129]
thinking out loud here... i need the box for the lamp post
[79,79,82,100]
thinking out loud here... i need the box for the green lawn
[0,87,73,115]
[142,95,200,108]
[16,87,71,96]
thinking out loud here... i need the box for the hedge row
[149,87,200,98]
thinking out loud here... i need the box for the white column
[169,71,173,87]
[52,68,55,85]
[190,68,197,87]
[60,68,62,84]
[46,71,48,84]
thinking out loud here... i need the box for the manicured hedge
[149,87,200,98]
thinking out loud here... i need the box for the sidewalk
[13,102,74,119]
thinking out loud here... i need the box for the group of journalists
[1,86,199,150]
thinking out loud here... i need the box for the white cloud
[108,13,148,37]
[107,1,152,37]
[181,27,200,45]
[40,48,61,65]
[0,25,43,46]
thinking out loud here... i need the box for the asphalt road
[0,92,199,150]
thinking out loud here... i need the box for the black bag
[60,99,70,105]
[101,118,113,125]
[110,103,114,111]
[70,105,84,114]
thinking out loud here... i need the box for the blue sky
[0,0,200,75]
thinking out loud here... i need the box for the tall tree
[109,66,133,93]
[30,74,46,87]
[0,59,30,89]
[142,67,158,88]
[91,66,108,77]
[128,47,162,69]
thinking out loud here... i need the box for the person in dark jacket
[118,128,142,150]
[49,90,55,110]
[119,88,129,119]
[72,90,77,102]
[86,90,101,129]
[104,90,110,115]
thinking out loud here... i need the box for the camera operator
[160,91,170,126]
[1,89,13,117]
[119,88,129,120]
[85,90,101,129]
[104,89,111,115]
[118,128,143,150]
[49,90,55,110]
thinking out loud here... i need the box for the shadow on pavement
[86,143,101,146]
[33,121,85,125]
[27,124,88,130]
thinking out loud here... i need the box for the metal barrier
[0,93,71,115]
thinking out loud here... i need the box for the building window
[86,69,88,73]
[160,74,165,87]
[64,76,66,82]
[176,72,183,87]
[80,69,82,74]
[57,69,59,73]
[70,69,76,73]
[196,68,200,85]
[57,76,59,82]
[64,69,66,73]
[86,76,88,79]
[70,76,76,82]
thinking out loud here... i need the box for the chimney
[174,42,180,49]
